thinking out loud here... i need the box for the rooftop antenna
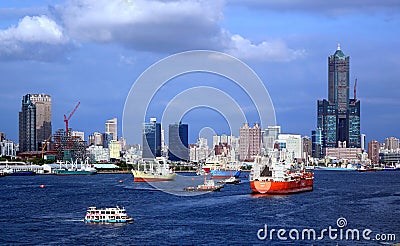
[354,78,357,100]
[337,43,341,50]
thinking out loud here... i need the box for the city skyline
[0,1,399,144]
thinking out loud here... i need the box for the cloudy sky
[0,0,399,145]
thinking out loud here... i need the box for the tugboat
[249,150,314,194]
[184,175,224,192]
[84,206,133,223]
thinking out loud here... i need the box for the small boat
[314,164,357,171]
[184,176,224,192]
[357,166,377,172]
[85,206,133,224]
[131,157,176,182]
[218,176,241,184]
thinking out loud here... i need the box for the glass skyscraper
[317,44,361,151]
[142,118,161,158]
[19,95,37,152]
[168,122,189,162]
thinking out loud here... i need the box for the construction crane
[64,102,80,135]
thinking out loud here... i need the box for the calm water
[0,171,399,245]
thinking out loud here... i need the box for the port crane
[64,102,80,135]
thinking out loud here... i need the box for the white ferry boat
[84,206,133,223]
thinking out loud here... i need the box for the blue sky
[0,0,399,145]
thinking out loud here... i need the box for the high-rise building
[88,132,103,146]
[18,94,52,152]
[30,94,52,149]
[263,126,281,151]
[239,123,261,161]
[168,122,189,162]
[368,140,380,164]
[311,129,323,158]
[105,118,117,141]
[19,95,37,152]
[317,44,360,152]
[0,132,5,141]
[361,134,366,151]
[142,118,161,158]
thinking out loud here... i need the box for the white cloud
[58,0,225,52]
[0,0,307,62]
[0,15,71,61]
[226,34,306,62]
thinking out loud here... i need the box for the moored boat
[85,206,133,223]
[54,159,97,175]
[131,157,176,182]
[249,151,314,194]
[217,176,241,184]
[210,169,241,179]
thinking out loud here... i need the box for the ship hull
[7,171,36,176]
[210,170,241,179]
[55,170,96,175]
[132,170,176,182]
[250,178,313,194]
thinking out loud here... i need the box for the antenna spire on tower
[354,78,357,100]
[337,43,341,50]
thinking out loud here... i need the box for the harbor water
[0,171,399,245]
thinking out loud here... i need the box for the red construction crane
[64,102,80,135]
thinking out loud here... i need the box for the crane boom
[64,102,80,134]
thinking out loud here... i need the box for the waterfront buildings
[385,137,399,151]
[276,134,302,159]
[325,144,362,161]
[368,140,380,164]
[317,44,361,151]
[87,145,110,162]
[142,118,161,158]
[189,138,211,162]
[109,140,121,160]
[239,123,261,161]
[0,139,17,157]
[88,132,103,146]
[105,118,118,141]
[168,122,189,162]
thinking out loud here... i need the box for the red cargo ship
[249,155,314,194]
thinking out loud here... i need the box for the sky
[0,0,399,145]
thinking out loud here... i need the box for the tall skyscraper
[142,118,161,158]
[105,118,117,141]
[19,95,37,152]
[30,94,52,148]
[317,44,360,152]
[385,137,399,150]
[168,122,189,162]
[239,123,261,161]
[19,94,52,152]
